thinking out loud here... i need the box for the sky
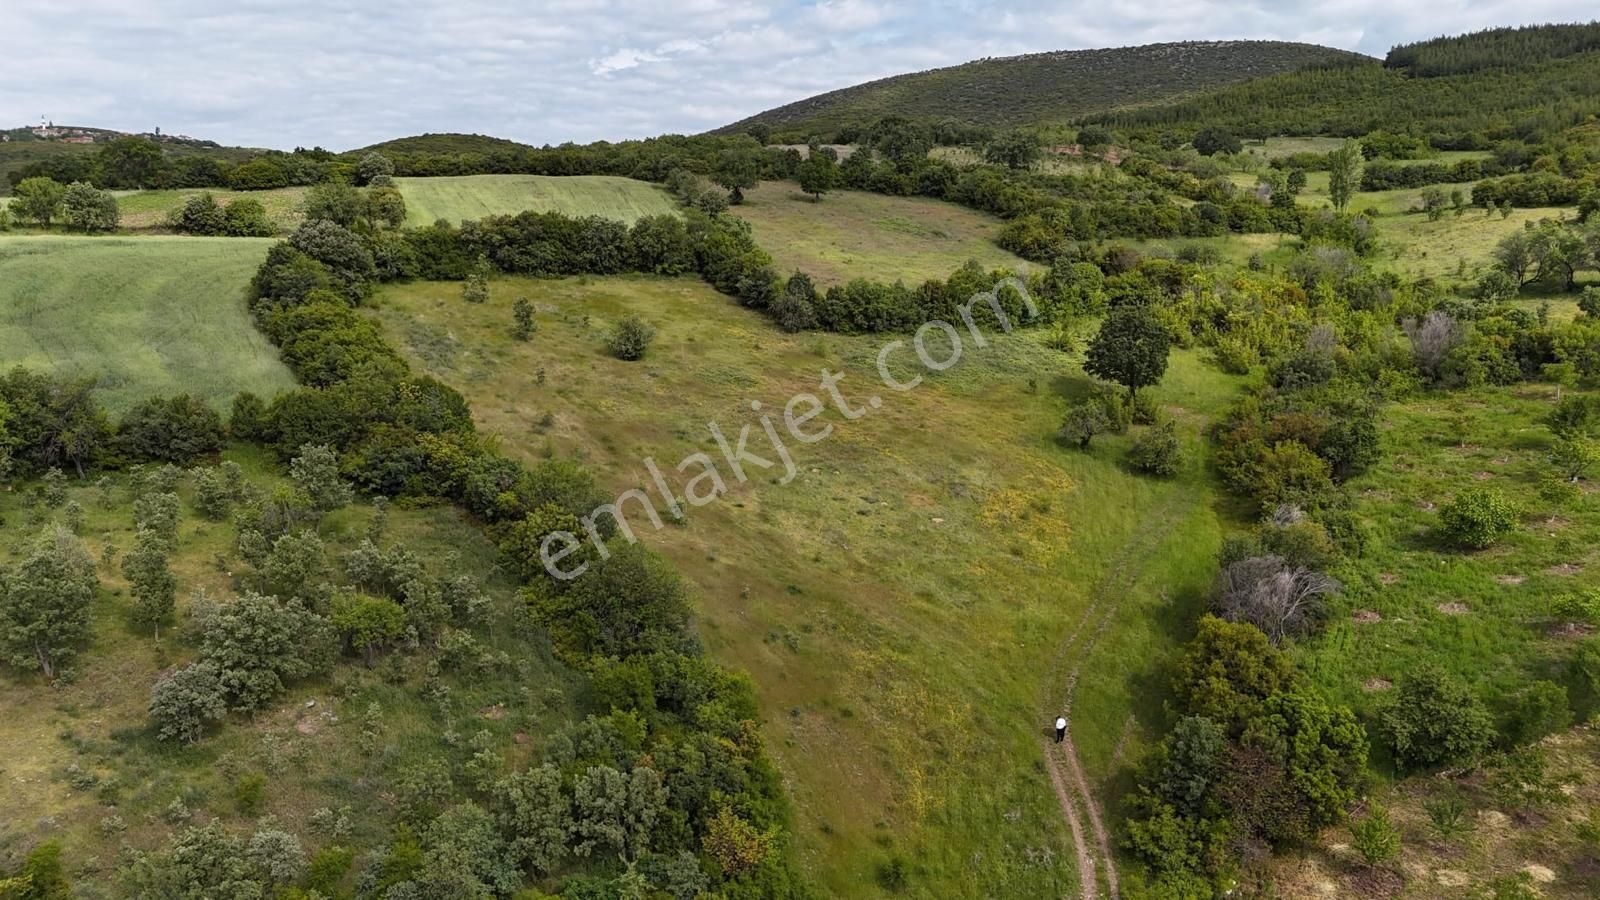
[4,1,1596,151]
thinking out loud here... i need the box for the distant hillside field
[0,236,295,413]
[719,40,1365,138]
[396,174,678,226]
[729,182,1028,286]
[113,186,308,232]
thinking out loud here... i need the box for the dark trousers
[1054,727,1066,743]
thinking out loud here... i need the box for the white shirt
[1054,717,1067,730]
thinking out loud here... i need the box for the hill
[0,124,260,194]
[717,40,1367,140]
[1096,22,1600,140]
[345,132,536,157]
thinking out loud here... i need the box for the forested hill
[1095,22,1600,141]
[716,40,1367,141]
[1386,20,1600,75]
[345,132,536,157]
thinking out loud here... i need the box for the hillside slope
[1096,22,1600,139]
[0,125,257,194]
[717,40,1368,139]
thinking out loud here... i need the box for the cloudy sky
[4,1,1596,151]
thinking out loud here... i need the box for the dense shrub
[118,394,225,464]
[1128,420,1183,476]
[606,315,657,361]
[1380,665,1496,769]
[1438,487,1517,549]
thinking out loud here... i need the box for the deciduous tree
[0,527,98,680]
[12,177,65,227]
[1085,304,1172,399]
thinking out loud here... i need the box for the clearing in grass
[730,180,1030,287]
[396,173,678,226]
[370,274,1239,897]
[0,235,295,414]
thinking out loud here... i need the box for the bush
[1128,421,1183,476]
[606,315,656,361]
[170,193,227,235]
[1251,441,1334,511]
[1349,806,1399,866]
[1380,665,1495,770]
[1497,680,1571,747]
[1438,487,1517,549]
[224,198,276,236]
[149,662,228,743]
[118,394,225,464]
[62,181,119,232]
[1554,590,1600,625]
[1059,400,1111,450]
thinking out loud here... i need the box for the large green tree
[93,136,166,189]
[123,528,177,639]
[1084,303,1172,399]
[796,150,837,201]
[983,130,1042,170]
[1192,127,1242,156]
[711,146,761,204]
[0,527,98,679]
[11,177,65,227]
[867,116,932,170]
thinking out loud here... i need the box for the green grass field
[0,235,295,413]
[395,174,678,226]
[111,186,308,233]
[731,181,1029,287]
[1297,383,1600,739]
[370,274,1239,896]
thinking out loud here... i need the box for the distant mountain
[717,40,1368,140]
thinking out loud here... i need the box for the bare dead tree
[1213,555,1339,645]
[1402,311,1464,383]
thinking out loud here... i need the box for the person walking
[1054,716,1068,744]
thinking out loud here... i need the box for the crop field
[0,235,295,413]
[395,174,678,226]
[371,274,1241,896]
[731,181,1030,287]
[112,186,308,232]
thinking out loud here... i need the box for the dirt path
[1041,496,1180,898]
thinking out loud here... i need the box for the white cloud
[2,0,1597,149]
[592,47,666,75]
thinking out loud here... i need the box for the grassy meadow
[396,174,678,226]
[731,181,1029,286]
[369,274,1241,896]
[0,235,295,414]
[112,186,309,232]
[1298,382,1600,735]
[0,449,577,883]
